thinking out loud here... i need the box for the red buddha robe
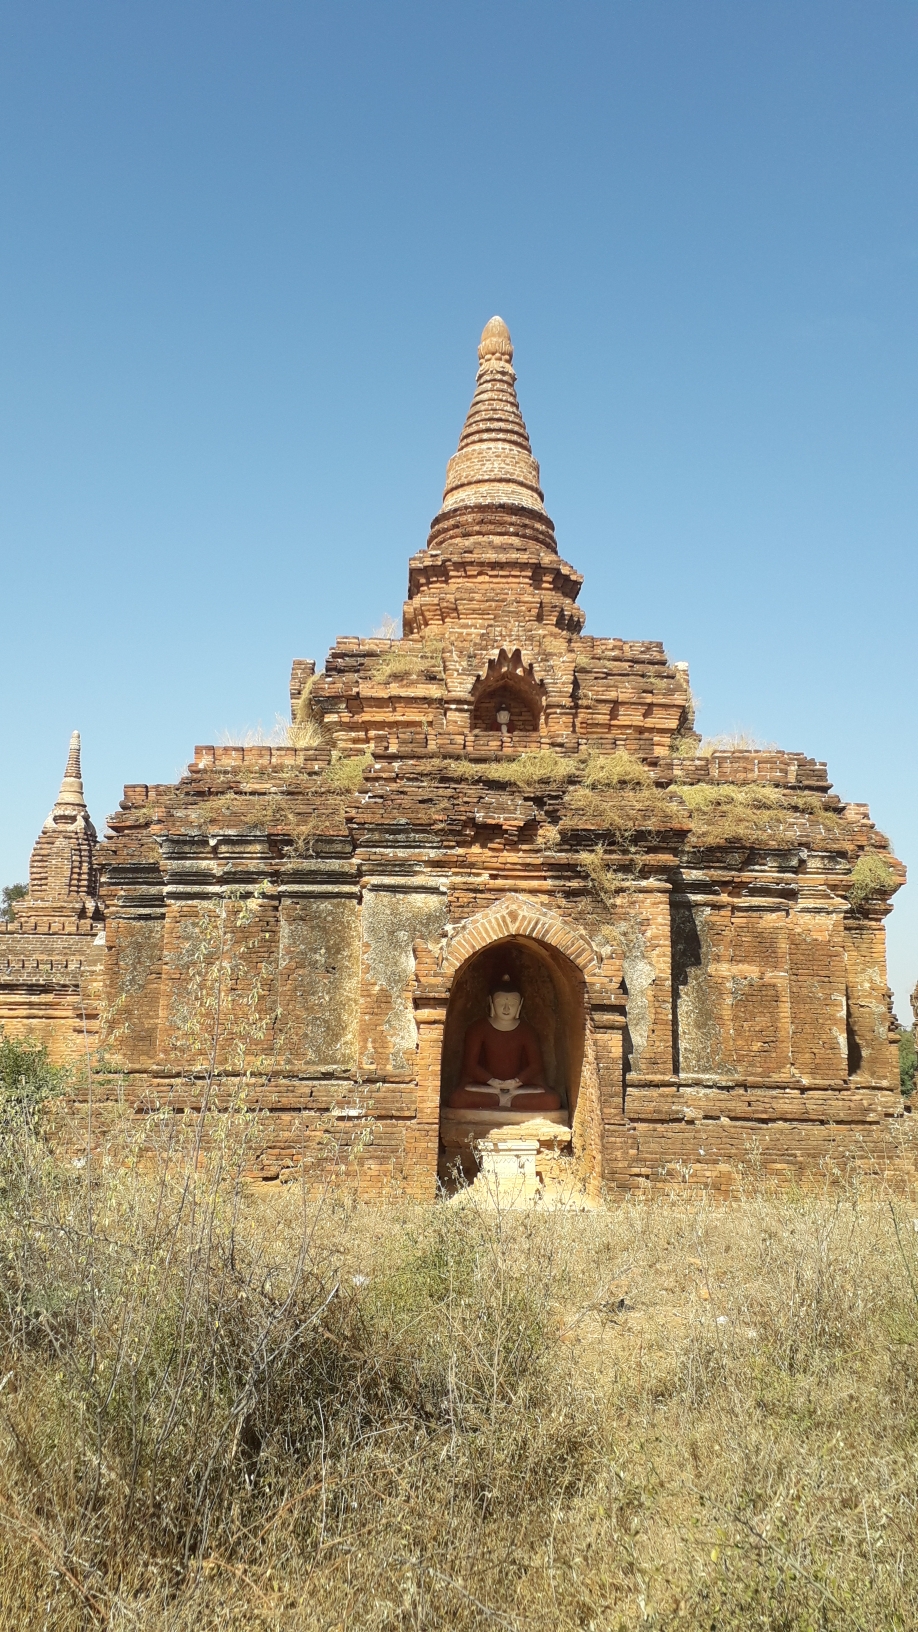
[449,1019,561,1111]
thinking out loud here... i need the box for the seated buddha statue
[449,976,562,1113]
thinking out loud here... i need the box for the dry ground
[1,1113,917,1630]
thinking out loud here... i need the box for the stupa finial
[478,316,514,369]
[438,317,546,515]
[56,730,87,810]
[65,730,81,779]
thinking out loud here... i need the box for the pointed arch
[470,650,545,735]
[440,894,602,982]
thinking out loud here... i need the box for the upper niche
[470,649,544,735]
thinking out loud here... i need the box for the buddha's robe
[449,1020,561,1111]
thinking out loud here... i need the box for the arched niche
[439,935,586,1116]
[470,649,544,735]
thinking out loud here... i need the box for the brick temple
[0,317,908,1195]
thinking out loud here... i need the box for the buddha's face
[489,988,522,1026]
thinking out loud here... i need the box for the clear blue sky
[1,1,915,1016]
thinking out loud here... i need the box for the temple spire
[55,730,88,811]
[22,731,99,924]
[440,317,546,515]
[404,316,584,636]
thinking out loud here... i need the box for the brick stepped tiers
[1,317,908,1196]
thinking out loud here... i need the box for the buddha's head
[489,975,522,1029]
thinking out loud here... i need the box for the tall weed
[0,1122,917,1630]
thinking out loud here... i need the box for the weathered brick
[1,319,908,1196]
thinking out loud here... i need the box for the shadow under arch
[470,648,544,735]
[439,935,587,1117]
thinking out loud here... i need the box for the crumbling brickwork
[1,319,907,1194]
[0,733,104,1065]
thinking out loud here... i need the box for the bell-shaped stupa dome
[439,317,546,515]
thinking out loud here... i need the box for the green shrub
[1,883,26,924]
[847,851,897,910]
[0,1029,69,1120]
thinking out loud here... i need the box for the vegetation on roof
[671,734,702,758]
[322,753,373,793]
[847,851,897,911]
[436,749,580,790]
[697,733,778,755]
[563,783,678,839]
[579,750,650,788]
[289,674,325,748]
[435,747,649,793]
[677,783,783,812]
[421,755,847,853]
[369,637,445,685]
[674,782,841,848]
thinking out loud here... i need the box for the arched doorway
[411,893,627,1199]
[439,935,587,1117]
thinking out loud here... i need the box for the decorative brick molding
[411,893,626,1195]
[2,314,906,1198]
[439,894,604,982]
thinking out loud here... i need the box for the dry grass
[421,752,669,827]
[563,783,679,837]
[579,751,650,789]
[289,677,326,748]
[370,639,445,685]
[435,751,580,790]
[184,793,348,841]
[424,755,846,866]
[579,844,637,907]
[674,782,842,848]
[848,851,898,911]
[1,1110,917,1631]
[697,734,778,756]
[536,823,561,851]
[287,718,325,749]
[215,691,325,750]
[217,716,294,749]
[322,752,373,792]
[436,751,647,794]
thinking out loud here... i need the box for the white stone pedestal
[473,1137,540,1206]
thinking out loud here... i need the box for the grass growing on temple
[1,1108,918,1630]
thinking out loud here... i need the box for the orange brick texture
[1,320,908,1195]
